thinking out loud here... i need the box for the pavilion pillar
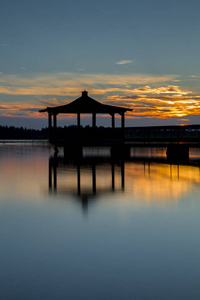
[48,112,52,141]
[77,113,81,128]
[121,112,125,129]
[53,113,57,145]
[53,113,57,128]
[92,113,96,128]
[121,112,125,144]
[111,113,115,128]
[48,112,52,128]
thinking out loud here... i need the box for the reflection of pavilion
[48,152,200,210]
[49,155,125,211]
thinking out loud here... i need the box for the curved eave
[39,106,133,114]
[39,92,133,114]
[39,107,52,113]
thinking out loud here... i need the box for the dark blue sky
[0,0,200,128]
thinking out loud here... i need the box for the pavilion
[39,90,132,130]
[39,91,133,154]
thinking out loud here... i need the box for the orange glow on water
[49,161,200,205]
[124,162,200,204]
[0,144,200,206]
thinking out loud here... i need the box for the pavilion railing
[49,125,200,146]
[124,125,200,144]
[50,127,124,146]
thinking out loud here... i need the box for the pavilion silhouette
[39,90,197,160]
[39,91,132,156]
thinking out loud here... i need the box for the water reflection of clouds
[131,147,167,158]
[125,163,200,204]
[50,154,200,208]
[0,154,47,201]
[56,166,123,194]
[1,144,200,206]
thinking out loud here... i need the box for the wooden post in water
[77,164,81,195]
[121,159,125,190]
[92,164,96,194]
[121,112,125,146]
[49,157,52,189]
[111,162,115,190]
[166,144,189,161]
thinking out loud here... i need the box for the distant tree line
[0,126,49,140]
[0,125,107,140]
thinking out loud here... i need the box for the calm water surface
[0,143,200,300]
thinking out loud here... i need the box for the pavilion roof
[39,91,132,114]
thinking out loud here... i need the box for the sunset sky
[1,0,200,129]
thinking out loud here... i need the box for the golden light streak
[0,72,200,120]
[0,73,178,96]
[124,163,200,204]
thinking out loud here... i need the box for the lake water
[0,142,200,300]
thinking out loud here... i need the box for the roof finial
[82,90,88,97]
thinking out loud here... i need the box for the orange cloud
[0,72,200,120]
[0,72,178,96]
[0,102,44,118]
[132,85,191,95]
[106,93,200,119]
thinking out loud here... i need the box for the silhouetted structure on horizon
[39,91,132,151]
[40,90,132,129]
[39,90,200,160]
